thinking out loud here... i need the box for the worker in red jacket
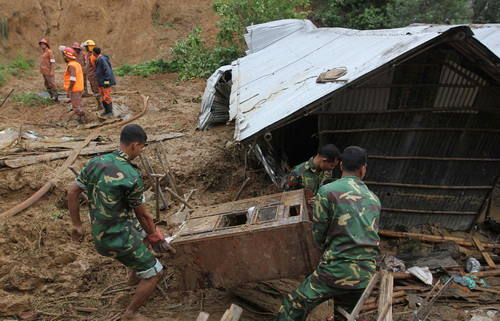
[39,39,58,102]
[62,47,85,125]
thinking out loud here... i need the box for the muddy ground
[1,66,499,321]
[0,66,282,320]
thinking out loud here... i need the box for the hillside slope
[0,0,219,64]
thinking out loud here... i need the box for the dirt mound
[0,0,219,64]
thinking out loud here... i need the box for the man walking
[277,146,381,321]
[285,144,341,195]
[62,47,85,125]
[93,46,116,118]
[38,39,58,102]
[68,124,174,321]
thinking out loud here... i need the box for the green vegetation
[120,0,309,81]
[0,17,8,40]
[0,50,34,86]
[213,0,310,47]
[10,92,56,107]
[119,0,500,81]
[50,209,69,221]
[115,59,175,77]
[152,9,176,29]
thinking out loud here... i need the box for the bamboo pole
[378,230,499,249]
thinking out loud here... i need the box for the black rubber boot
[77,114,85,125]
[51,90,59,102]
[100,101,109,116]
[106,102,113,118]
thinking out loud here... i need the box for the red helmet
[72,42,81,50]
[62,47,77,59]
[39,39,50,48]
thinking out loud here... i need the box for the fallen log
[379,230,499,249]
[0,94,149,218]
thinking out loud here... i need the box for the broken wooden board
[2,132,184,169]
[2,143,115,168]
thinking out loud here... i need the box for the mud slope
[0,0,219,64]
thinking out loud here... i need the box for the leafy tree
[387,0,472,27]
[472,0,500,23]
[213,0,310,48]
[313,0,394,29]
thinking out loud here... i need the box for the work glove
[147,227,176,254]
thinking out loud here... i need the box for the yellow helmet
[82,39,95,46]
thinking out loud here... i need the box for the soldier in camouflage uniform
[285,144,341,195]
[68,124,174,321]
[277,146,381,321]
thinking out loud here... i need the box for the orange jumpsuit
[39,48,57,90]
[64,60,84,115]
[86,52,99,94]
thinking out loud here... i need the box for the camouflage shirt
[76,150,146,256]
[285,157,333,195]
[312,175,381,289]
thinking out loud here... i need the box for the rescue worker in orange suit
[72,42,88,96]
[93,46,116,119]
[62,47,85,125]
[39,39,58,102]
[82,39,102,109]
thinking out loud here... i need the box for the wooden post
[196,312,210,321]
[155,146,183,196]
[165,187,195,209]
[142,155,169,210]
[151,174,164,221]
[158,141,183,196]
[378,270,393,321]
[347,273,380,321]
[220,304,243,321]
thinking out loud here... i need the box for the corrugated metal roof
[229,20,500,142]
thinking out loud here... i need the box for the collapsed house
[199,19,500,231]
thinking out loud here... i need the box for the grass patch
[115,58,177,77]
[116,27,240,81]
[152,10,176,29]
[10,92,56,107]
[0,50,34,87]
[50,209,69,221]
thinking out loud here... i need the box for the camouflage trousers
[276,261,375,321]
[94,219,158,275]
[87,72,99,94]
[71,91,84,115]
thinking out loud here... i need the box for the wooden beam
[470,235,497,268]
[347,273,380,321]
[196,312,210,321]
[220,304,243,321]
[378,270,393,321]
